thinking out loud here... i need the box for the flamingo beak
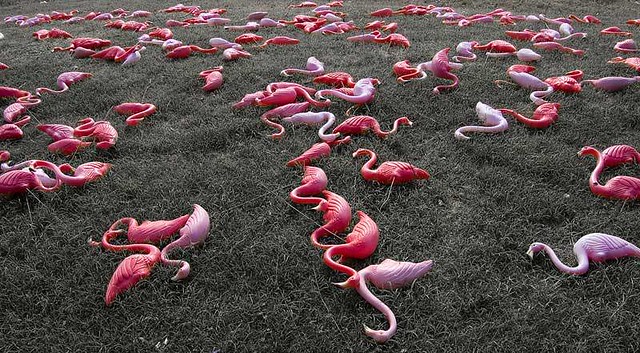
[526,249,534,259]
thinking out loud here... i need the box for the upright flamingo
[36,71,92,95]
[579,146,640,200]
[352,148,429,185]
[527,233,640,275]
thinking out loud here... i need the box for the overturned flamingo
[316,78,379,105]
[113,102,157,126]
[281,57,324,77]
[333,116,412,139]
[36,71,92,95]
[455,102,508,140]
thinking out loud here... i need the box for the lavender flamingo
[527,233,640,275]
[260,102,310,139]
[281,57,325,77]
[455,102,508,140]
[494,65,553,105]
[282,111,339,142]
[416,48,462,94]
[581,76,640,92]
[161,204,210,281]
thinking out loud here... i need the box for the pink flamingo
[579,146,640,200]
[256,87,329,108]
[455,102,508,140]
[36,71,92,95]
[614,39,638,53]
[332,116,412,139]
[287,142,331,167]
[90,214,189,248]
[222,48,252,61]
[47,138,92,155]
[600,26,633,37]
[208,37,242,49]
[233,91,267,109]
[260,102,310,139]
[52,37,111,52]
[224,22,260,31]
[234,33,264,44]
[4,98,41,124]
[37,123,74,141]
[310,190,352,250]
[290,166,328,205]
[544,70,583,93]
[281,57,324,77]
[149,27,173,40]
[415,48,462,94]
[598,145,640,168]
[282,111,340,142]
[313,72,356,88]
[452,41,478,62]
[161,204,211,280]
[316,78,379,104]
[74,118,118,149]
[628,19,640,26]
[0,117,30,141]
[246,12,268,21]
[581,76,640,92]
[608,57,640,72]
[392,60,426,83]
[353,148,429,185]
[527,233,640,275]
[499,103,561,129]
[32,160,111,187]
[290,1,317,7]
[0,168,61,195]
[259,18,285,28]
[533,41,584,56]
[113,102,157,126]
[494,65,553,105]
[568,14,601,24]
[348,259,434,343]
[198,67,224,92]
[474,40,516,54]
[0,62,8,70]
[258,36,300,48]
[323,211,379,288]
[370,8,393,17]
[372,33,410,48]
[166,45,218,59]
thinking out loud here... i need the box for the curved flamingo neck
[583,148,604,186]
[317,113,338,141]
[357,150,378,180]
[538,244,588,275]
[323,246,357,278]
[356,272,397,343]
[289,189,325,205]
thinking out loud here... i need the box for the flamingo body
[353,148,429,184]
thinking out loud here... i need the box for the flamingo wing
[104,254,154,305]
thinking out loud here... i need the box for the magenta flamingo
[52,37,111,52]
[47,138,92,155]
[333,116,412,139]
[234,33,264,44]
[527,233,640,275]
[113,102,157,126]
[323,211,379,288]
[544,70,583,93]
[311,190,352,250]
[499,103,560,129]
[90,214,189,248]
[600,26,633,37]
[533,41,584,56]
[256,87,329,108]
[74,118,118,149]
[281,57,325,77]
[352,148,429,185]
[166,45,218,59]
[415,48,462,94]
[258,36,300,48]
[392,60,426,83]
[290,166,328,205]
[32,160,111,187]
[455,102,508,140]
[287,142,331,167]
[599,145,640,168]
[0,117,30,141]
[260,102,310,139]
[282,111,340,142]
[608,57,640,72]
[581,76,640,92]
[579,146,640,200]
[161,204,210,281]
[0,168,61,195]
[4,99,40,124]
[37,123,74,141]
[316,78,379,105]
[614,39,638,53]
[313,72,356,88]
[349,259,434,343]
[36,71,92,95]
[198,67,224,92]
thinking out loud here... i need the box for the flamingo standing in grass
[579,146,640,200]
[352,149,429,185]
[290,166,328,205]
[311,190,352,249]
[36,71,92,95]
[527,233,640,275]
[455,102,508,140]
[333,116,412,139]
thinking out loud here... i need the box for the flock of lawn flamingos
[2,1,640,343]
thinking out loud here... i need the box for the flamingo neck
[317,113,338,142]
[359,151,378,180]
[289,189,325,205]
[32,160,86,187]
[585,149,604,187]
[355,272,397,343]
[160,242,190,281]
[538,244,589,275]
[323,246,357,278]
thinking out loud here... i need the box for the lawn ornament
[415,48,462,94]
[452,41,478,62]
[316,78,378,104]
[198,67,224,92]
[166,45,218,59]
[579,146,640,200]
[568,14,601,23]
[36,71,92,95]
[209,37,242,49]
[581,76,640,92]
[282,111,339,142]
[600,26,633,36]
[495,65,553,105]
[260,102,310,139]
[0,117,30,140]
[32,160,111,187]
[352,148,429,185]
[313,72,356,88]
[224,22,260,31]
[533,41,584,55]
[499,103,560,129]
[37,123,74,141]
[222,48,252,61]
[287,142,331,167]
[544,70,583,93]
[393,60,427,82]
[608,57,640,72]
[455,102,508,140]
[281,57,324,77]
[47,138,92,155]
[311,190,352,249]
[333,116,411,139]
[614,39,638,53]
[290,166,328,205]
[258,36,300,48]
[0,169,61,195]
[113,102,157,126]
[52,37,111,51]
[73,118,117,149]
[234,33,263,44]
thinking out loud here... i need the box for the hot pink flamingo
[47,138,92,155]
[257,87,330,108]
[348,259,434,343]
[198,67,224,92]
[544,70,583,93]
[313,72,356,88]
[499,103,560,129]
[52,37,111,52]
[598,145,640,168]
[353,148,429,185]
[392,60,426,83]
[37,123,74,141]
[290,166,328,205]
[579,146,640,200]
[323,211,379,288]
[260,102,310,139]
[234,33,264,44]
[311,190,352,249]
[36,71,92,95]
[90,213,189,248]
[608,57,640,72]
[581,76,640,92]
[0,117,30,141]
[281,57,324,77]
[113,102,157,126]
[455,102,508,140]
[32,160,111,187]
[333,116,412,139]
[282,111,339,142]
[527,233,640,275]
[73,118,118,149]
[0,168,61,195]
[287,142,331,167]
[316,78,378,104]
[415,48,462,94]
[4,99,40,124]
[166,45,218,59]
[161,204,210,281]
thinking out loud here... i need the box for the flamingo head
[526,242,545,259]
[352,148,373,158]
[0,150,9,162]
[363,325,392,344]
[59,163,74,174]
[577,146,598,157]
[333,273,360,289]
[508,64,536,74]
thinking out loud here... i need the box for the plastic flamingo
[161,204,211,281]
[224,22,260,31]
[600,27,633,37]
[290,166,328,205]
[129,10,152,18]
[257,87,329,108]
[0,62,8,70]
[372,33,410,48]
[37,123,74,141]
[533,41,584,56]
[52,37,111,52]
[281,57,324,77]
[608,57,640,72]
[614,39,638,53]
[0,117,30,141]
[74,118,118,149]
[166,45,218,59]
[4,98,41,123]
[235,33,264,44]
[36,71,92,95]
[393,60,426,83]
[0,169,61,195]
[499,103,560,129]
[282,111,339,142]
[628,19,640,26]
[323,211,379,288]
[259,18,285,28]
[32,160,111,187]
[505,30,537,41]
[47,138,92,155]
[316,78,378,105]
[370,8,393,17]
[50,10,78,21]
[415,48,462,94]
[91,214,190,246]
[313,72,356,88]
[544,70,583,93]
[233,91,267,109]
[579,147,640,200]
[568,14,601,24]
[222,48,252,61]
[455,102,508,140]
[349,259,434,343]
[581,76,640,92]
[287,142,331,167]
[113,102,157,126]
[452,41,478,62]
[347,31,381,44]
[33,28,72,40]
[198,67,224,92]
[166,19,190,27]
[527,233,640,275]
[352,148,429,185]
[598,145,640,168]
[495,65,553,105]
[333,116,412,139]
[473,40,516,54]
[71,47,96,58]
[0,86,34,101]
[209,37,242,49]
[246,12,268,21]
[290,1,318,7]
[258,36,300,48]
[259,102,310,139]
[149,28,173,40]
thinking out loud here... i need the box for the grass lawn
[1,0,640,351]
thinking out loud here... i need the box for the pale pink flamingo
[579,146,640,200]
[258,36,300,48]
[527,233,640,275]
[32,160,111,187]
[494,65,553,105]
[161,204,210,280]
[113,102,157,126]
[198,67,224,92]
[316,78,379,104]
[246,12,268,21]
[499,103,560,129]
[452,41,478,62]
[455,102,508,140]
[533,41,584,56]
[348,259,434,343]
[222,48,252,61]
[281,57,324,77]
[70,47,96,58]
[415,48,462,94]
[333,116,412,139]
[290,166,328,205]
[608,57,640,72]
[352,148,429,185]
[290,1,317,7]
[260,102,310,139]
[581,76,640,92]
[287,142,331,167]
[36,71,92,95]
[614,39,638,53]
[259,18,285,28]
[209,37,242,49]
[600,26,632,37]
[224,22,260,31]
[282,111,340,142]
